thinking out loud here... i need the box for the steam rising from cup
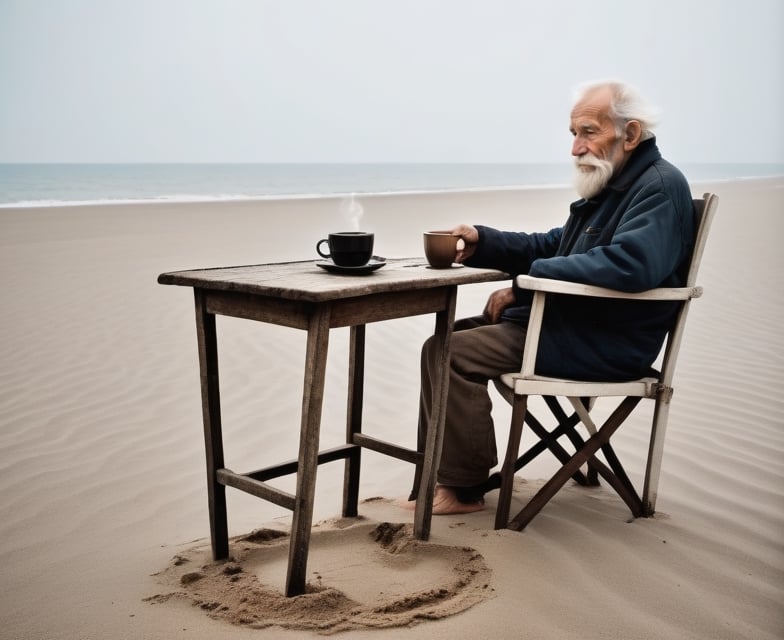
[340,193,364,231]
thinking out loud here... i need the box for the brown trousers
[419,316,526,486]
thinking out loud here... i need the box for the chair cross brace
[504,395,645,531]
[476,396,597,499]
[531,396,601,486]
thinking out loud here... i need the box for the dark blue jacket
[465,139,695,381]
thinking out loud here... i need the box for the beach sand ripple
[1,181,782,639]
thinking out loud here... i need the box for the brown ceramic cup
[423,231,459,268]
[317,231,374,267]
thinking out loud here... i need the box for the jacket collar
[607,137,661,192]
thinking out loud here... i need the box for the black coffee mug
[316,232,374,267]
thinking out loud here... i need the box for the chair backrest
[685,193,719,287]
[658,192,718,387]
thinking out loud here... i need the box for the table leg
[194,290,228,560]
[414,285,458,540]
[286,306,331,596]
[343,324,364,518]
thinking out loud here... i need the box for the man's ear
[623,120,643,150]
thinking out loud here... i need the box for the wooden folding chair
[491,193,718,531]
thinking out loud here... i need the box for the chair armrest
[514,274,702,300]
[515,274,701,378]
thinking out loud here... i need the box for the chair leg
[558,396,600,486]
[507,396,640,531]
[642,389,673,516]
[579,447,643,517]
[598,442,643,516]
[495,394,528,529]
[574,398,601,486]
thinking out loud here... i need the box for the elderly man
[415,80,695,515]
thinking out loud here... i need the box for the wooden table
[158,257,506,596]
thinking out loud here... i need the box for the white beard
[573,153,615,199]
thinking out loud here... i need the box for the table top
[158,257,508,302]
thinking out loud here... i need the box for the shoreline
[1,174,782,210]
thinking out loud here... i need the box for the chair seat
[496,372,660,399]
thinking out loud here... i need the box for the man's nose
[572,138,586,157]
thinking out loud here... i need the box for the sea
[1,163,782,208]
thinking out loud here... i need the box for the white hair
[574,80,660,141]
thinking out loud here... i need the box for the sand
[0,178,782,639]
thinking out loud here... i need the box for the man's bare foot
[397,485,485,515]
[432,485,485,514]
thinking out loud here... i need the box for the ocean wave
[0,183,576,209]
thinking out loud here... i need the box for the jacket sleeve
[527,190,688,292]
[464,225,563,275]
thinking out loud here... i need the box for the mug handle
[316,238,331,259]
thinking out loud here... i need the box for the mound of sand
[147,516,493,634]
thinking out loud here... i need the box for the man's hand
[483,287,516,323]
[451,224,479,263]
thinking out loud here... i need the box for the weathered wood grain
[159,257,508,301]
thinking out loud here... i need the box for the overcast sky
[1,0,782,164]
